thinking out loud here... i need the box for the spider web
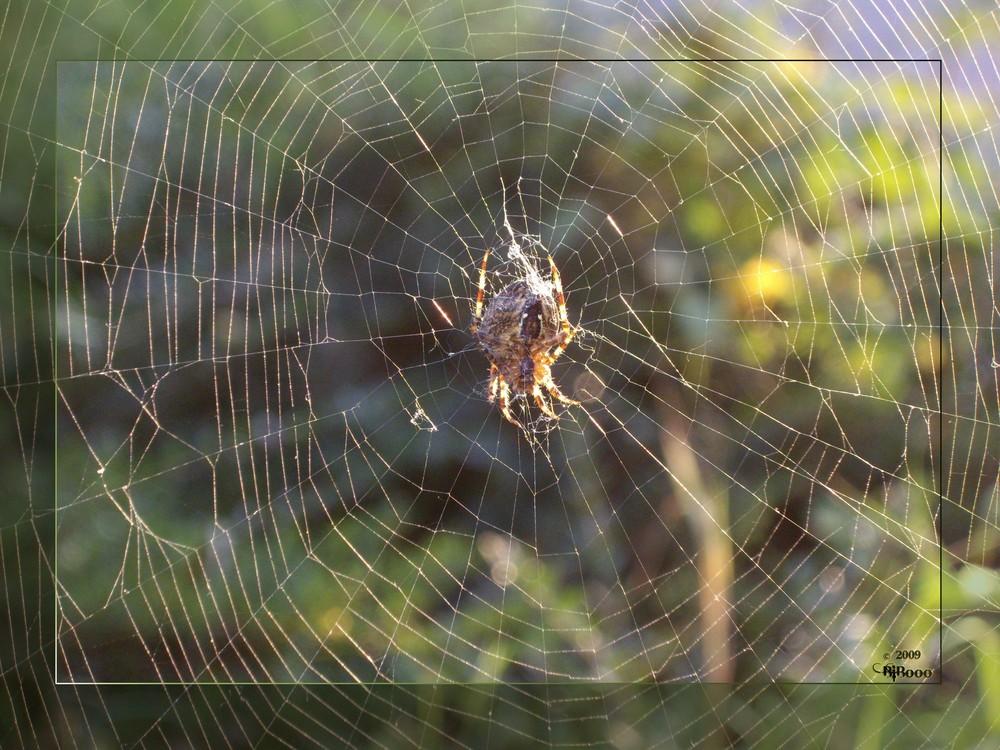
[55,55,942,683]
[4,0,1000,747]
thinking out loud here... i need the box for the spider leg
[487,364,518,425]
[532,383,558,419]
[540,364,580,407]
[471,248,491,335]
[488,363,501,402]
[497,375,517,425]
[547,254,577,362]
[546,380,580,407]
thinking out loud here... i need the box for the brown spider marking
[470,249,579,425]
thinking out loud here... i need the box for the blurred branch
[658,399,734,682]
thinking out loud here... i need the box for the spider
[470,248,579,425]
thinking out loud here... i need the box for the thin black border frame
[52,56,945,687]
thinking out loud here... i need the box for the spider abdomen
[519,299,544,341]
[474,281,560,393]
[470,251,579,423]
[477,282,557,346]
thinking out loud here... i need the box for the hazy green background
[3,0,999,747]
[55,58,941,687]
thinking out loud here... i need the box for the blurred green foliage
[50,56,950,689]
[2,1,998,747]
